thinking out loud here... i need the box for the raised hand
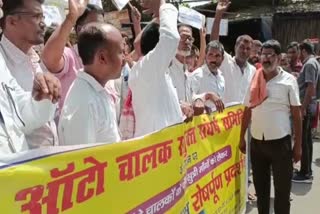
[68,0,89,22]
[131,6,141,23]
[216,0,231,14]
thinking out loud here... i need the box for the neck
[263,67,279,82]
[85,66,109,86]
[235,57,247,69]
[175,54,185,64]
[3,32,32,54]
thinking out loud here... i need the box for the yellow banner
[0,104,246,214]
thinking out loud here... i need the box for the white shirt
[244,68,301,140]
[0,35,58,148]
[168,57,192,102]
[129,4,184,138]
[59,70,120,145]
[190,64,225,109]
[220,52,256,104]
[0,53,56,157]
[191,64,225,98]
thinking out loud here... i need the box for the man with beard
[239,40,302,214]
[168,23,195,103]
[1,0,60,148]
[287,41,303,77]
[210,0,256,104]
[249,40,262,69]
[191,40,225,111]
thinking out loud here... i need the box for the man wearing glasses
[239,40,302,214]
[168,24,195,103]
[0,0,61,156]
[1,0,58,148]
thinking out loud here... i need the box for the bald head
[78,22,122,65]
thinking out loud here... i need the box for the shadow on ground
[291,182,312,196]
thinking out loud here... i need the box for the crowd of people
[0,0,319,213]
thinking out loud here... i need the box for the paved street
[246,139,320,214]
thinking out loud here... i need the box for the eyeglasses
[8,11,45,22]
[180,35,195,43]
[261,53,276,59]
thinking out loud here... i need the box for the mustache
[262,62,271,65]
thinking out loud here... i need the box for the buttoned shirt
[59,70,120,145]
[129,4,184,138]
[220,52,256,104]
[0,35,58,148]
[190,64,225,109]
[244,68,301,140]
[0,52,56,157]
[168,57,192,102]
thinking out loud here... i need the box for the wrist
[66,14,78,25]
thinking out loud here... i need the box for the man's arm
[301,63,317,116]
[42,0,88,73]
[291,106,302,163]
[239,107,251,154]
[129,1,180,85]
[195,28,206,69]
[210,0,230,41]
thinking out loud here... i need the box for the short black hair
[206,40,224,55]
[287,41,299,51]
[262,40,281,55]
[75,4,104,33]
[78,23,109,65]
[2,0,44,22]
[140,22,160,56]
[235,35,253,46]
[299,41,314,55]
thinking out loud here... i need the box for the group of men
[0,0,318,214]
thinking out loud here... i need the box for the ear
[5,15,19,28]
[97,49,108,65]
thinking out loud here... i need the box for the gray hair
[206,40,225,55]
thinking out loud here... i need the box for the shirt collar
[77,70,105,93]
[232,56,250,71]
[1,35,34,64]
[203,63,221,76]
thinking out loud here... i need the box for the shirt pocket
[267,84,289,104]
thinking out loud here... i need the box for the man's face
[287,47,299,63]
[261,48,279,73]
[280,53,289,68]
[77,12,104,35]
[206,48,224,72]
[177,26,194,56]
[8,0,46,45]
[235,40,252,63]
[249,44,261,64]
[185,55,197,71]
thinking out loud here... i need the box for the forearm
[196,35,206,68]
[133,22,142,37]
[210,12,223,41]
[21,96,56,134]
[240,107,251,140]
[42,16,76,73]
[302,84,315,108]
[292,108,302,147]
